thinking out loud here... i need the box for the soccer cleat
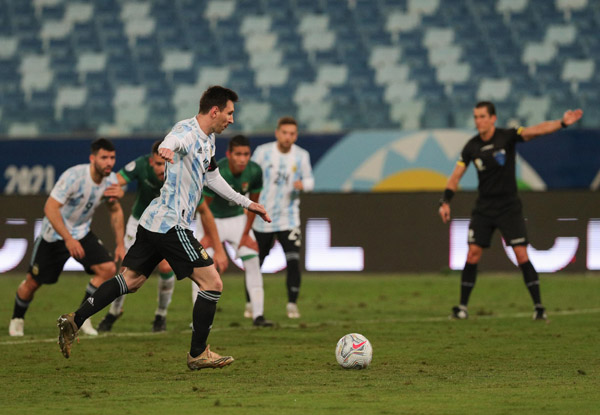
[97,312,122,332]
[57,313,79,359]
[80,318,98,336]
[533,306,547,321]
[152,315,167,332]
[186,345,234,370]
[253,315,275,327]
[9,318,24,336]
[286,302,300,319]
[243,302,252,319]
[450,305,469,319]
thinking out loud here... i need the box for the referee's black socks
[460,263,478,306]
[520,261,542,305]
[74,274,129,328]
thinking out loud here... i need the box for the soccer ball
[335,333,373,369]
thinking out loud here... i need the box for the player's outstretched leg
[57,313,79,359]
[57,273,130,358]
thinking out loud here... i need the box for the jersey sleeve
[161,122,193,154]
[301,151,314,192]
[251,145,263,165]
[49,167,80,204]
[513,127,525,143]
[458,142,472,167]
[119,155,146,183]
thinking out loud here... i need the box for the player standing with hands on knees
[9,138,125,337]
[57,86,271,370]
[439,101,582,321]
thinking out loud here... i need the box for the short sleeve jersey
[41,164,118,242]
[139,117,215,233]
[119,154,163,220]
[251,142,313,233]
[203,158,262,218]
[459,127,524,198]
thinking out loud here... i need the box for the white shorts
[124,215,139,251]
[196,214,258,259]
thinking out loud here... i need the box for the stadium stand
[0,0,598,136]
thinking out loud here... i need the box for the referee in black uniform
[438,101,583,320]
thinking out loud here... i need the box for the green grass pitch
[1,272,599,415]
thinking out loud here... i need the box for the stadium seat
[237,101,272,132]
[477,78,512,102]
[517,95,551,125]
[561,59,595,93]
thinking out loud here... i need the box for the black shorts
[122,225,213,280]
[254,228,301,264]
[29,232,113,285]
[469,198,528,248]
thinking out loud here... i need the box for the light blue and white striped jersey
[252,142,314,233]
[139,116,215,233]
[42,164,118,242]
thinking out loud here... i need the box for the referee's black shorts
[123,225,213,280]
[469,198,528,248]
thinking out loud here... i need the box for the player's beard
[94,162,111,177]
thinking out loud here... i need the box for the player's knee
[213,277,223,292]
[513,247,529,264]
[157,261,172,274]
[124,275,145,293]
[19,276,40,299]
[466,247,482,263]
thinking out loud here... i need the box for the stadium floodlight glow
[305,218,364,271]
[587,219,600,270]
[0,219,27,272]
[449,219,470,269]
[449,218,579,273]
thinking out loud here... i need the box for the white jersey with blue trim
[42,164,118,242]
[139,116,215,233]
[252,142,313,233]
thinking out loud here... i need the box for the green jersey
[203,158,262,218]
[119,154,163,220]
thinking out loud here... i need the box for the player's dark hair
[228,134,251,152]
[90,138,115,154]
[198,86,239,114]
[151,140,162,154]
[475,101,496,116]
[277,116,297,129]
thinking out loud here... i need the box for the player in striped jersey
[58,86,271,370]
[9,138,125,337]
[96,140,228,333]
[252,117,314,319]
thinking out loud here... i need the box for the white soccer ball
[335,333,373,369]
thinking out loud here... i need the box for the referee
[438,101,583,320]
